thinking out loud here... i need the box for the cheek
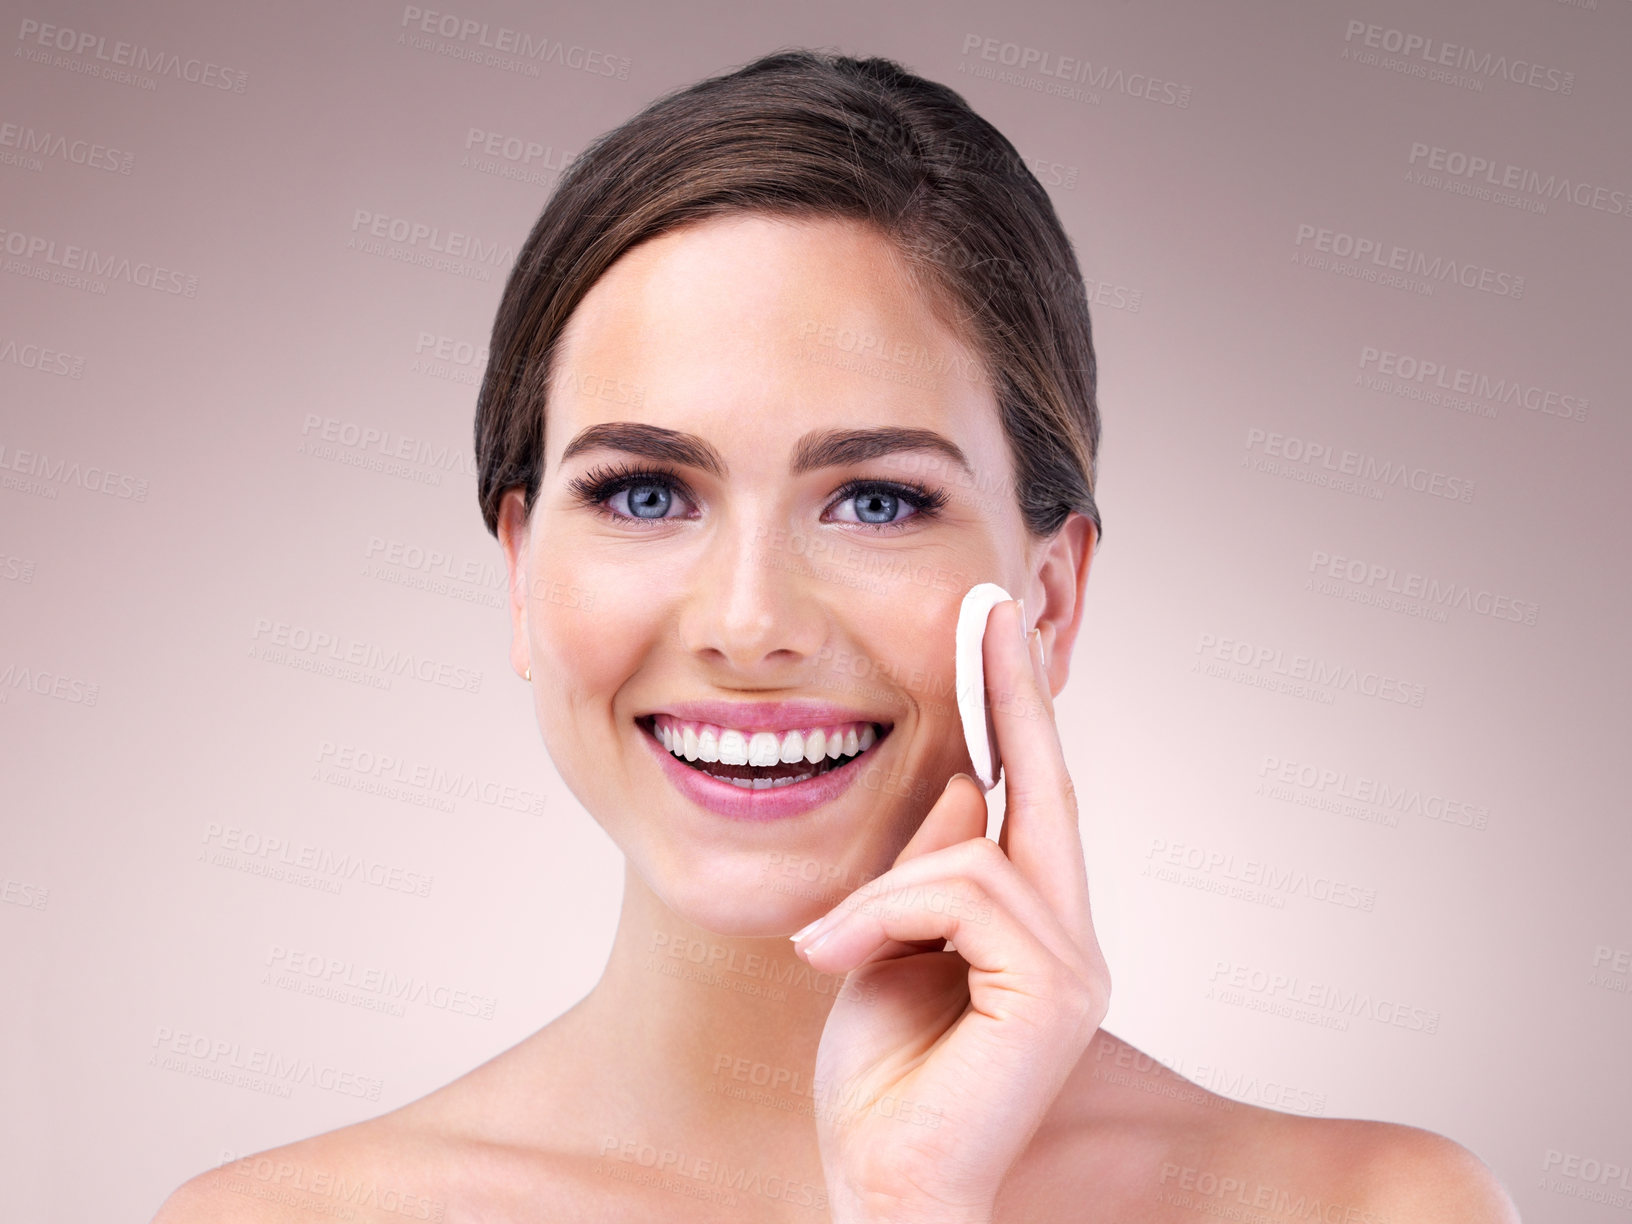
[535,611,627,710]
[837,579,963,727]
[529,558,656,708]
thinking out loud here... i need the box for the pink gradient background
[2,0,1627,1218]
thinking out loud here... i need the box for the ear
[1022,512,1097,697]
[496,488,533,681]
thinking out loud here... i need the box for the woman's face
[498,213,1073,935]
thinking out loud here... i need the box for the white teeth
[705,770,818,789]
[804,728,827,764]
[718,729,749,766]
[747,731,781,767]
[651,715,886,773]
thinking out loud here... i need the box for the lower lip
[640,722,888,822]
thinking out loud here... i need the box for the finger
[893,773,987,868]
[800,835,1088,973]
[997,629,1052,858]
[798,876,1101,1035]
[986,597,1091,935]
[788,775,986,951]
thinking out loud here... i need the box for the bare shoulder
[1149,1112,1520,1224]
[1010,1031,1520,1223]
[148,1023,612,1223]
[1320,1118,1522,1224]
[148,1115,457,1224]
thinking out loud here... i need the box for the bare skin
[152,1027,1515,1222]
[153,216,1519,1224]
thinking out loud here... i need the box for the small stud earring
[524,666,531,682]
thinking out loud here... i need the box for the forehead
[545,214,1002,471]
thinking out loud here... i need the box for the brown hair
[475,48,1103,545]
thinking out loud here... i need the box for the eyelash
[565,461,949,534]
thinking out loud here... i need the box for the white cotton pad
[955,582,1015,792]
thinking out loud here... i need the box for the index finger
[987,597,1091,935]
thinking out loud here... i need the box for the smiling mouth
[637,716,893,790]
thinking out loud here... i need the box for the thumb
[893,773,988,869]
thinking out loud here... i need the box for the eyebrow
[557,422,974,479]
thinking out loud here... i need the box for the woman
[157,50,1518,1223]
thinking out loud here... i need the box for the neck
[559,862,845,1152]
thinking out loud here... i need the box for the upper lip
[639,699,894,732]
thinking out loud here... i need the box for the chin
[644,846,858,939]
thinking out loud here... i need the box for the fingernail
[1014,597,1028,643]
[801,926,838,958]
[790,915,826,942]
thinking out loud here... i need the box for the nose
[674,517,830,676]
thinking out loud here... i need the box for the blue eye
[827,481,948,532]
[566,462,948,533]
[614,480,676,519]
[567,462,695,525]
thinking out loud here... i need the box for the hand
[792,597,1111,1224]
